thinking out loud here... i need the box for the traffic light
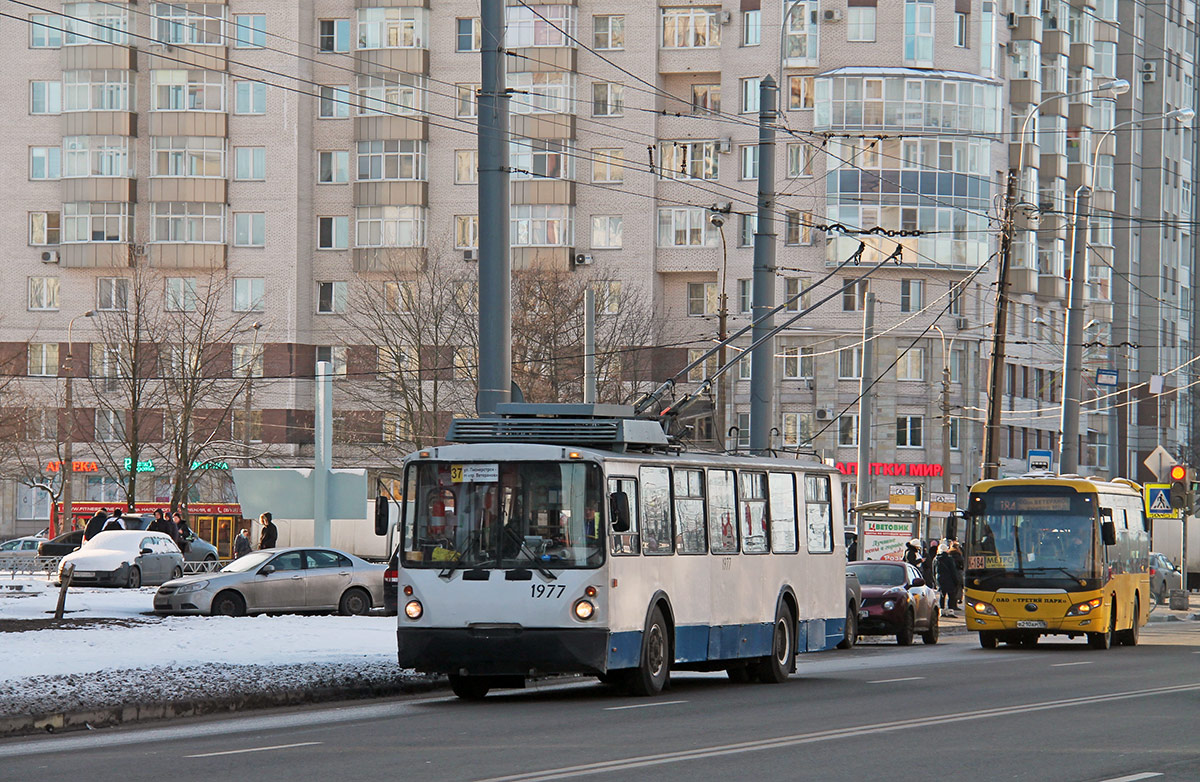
[1169,464,1190,510]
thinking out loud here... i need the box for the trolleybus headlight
[404,599,424,620]
[573,599,596,620]
[968,600,998,616]
[1065,597,1103,617]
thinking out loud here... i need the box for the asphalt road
[3,623,1198,782]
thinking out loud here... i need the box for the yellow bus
[963,475,1149,649]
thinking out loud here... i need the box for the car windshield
[966,488,1097,579]
[848,563,908,586]
[403,460,605,569]
[221,551,273,573]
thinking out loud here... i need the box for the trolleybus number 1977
[531,584,567,598]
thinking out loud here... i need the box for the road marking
[1051,661,1094,667]
[1097,774,1163,782]
[473,682,1200,782]
[867,676,925,684]
[604,700,687,712]
[186,741,322,758]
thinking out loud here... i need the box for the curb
[0,676,446,738]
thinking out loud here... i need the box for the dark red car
[848,560,940,645]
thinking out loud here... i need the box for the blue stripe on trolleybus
[606,617,844,670]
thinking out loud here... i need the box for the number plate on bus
[1016,620,1046,629]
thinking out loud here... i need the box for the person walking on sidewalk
[234,528,252,559]
[935,542,961,616]
[83,508,108,541]
[904,538,923,569]
[258,512,278,550]
[949,540,966,609]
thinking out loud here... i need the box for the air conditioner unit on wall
[955,317,969,330]
[814,407,835,421]
[574,253,593,266]
[40,250,59,264]
[718,10,732,24]
[463,249,477,262]
[822,9,843,22]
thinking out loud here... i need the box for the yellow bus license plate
[1016,620,1046,629]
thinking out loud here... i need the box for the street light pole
[61,310,94,533]
[710,213,730,451]
[933,327,952,494]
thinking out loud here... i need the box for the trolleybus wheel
[896,610,915,646]
[755,605,795,684]
[837,604,857,650]
[1117,597,1140,647]
[978,631,998,649]
[921,609,939,645]
[628,606,670,696]
[449,675,491,700]
[1088,607,1115,650]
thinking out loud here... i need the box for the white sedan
[59,530,184,588]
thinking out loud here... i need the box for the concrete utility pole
[711,214,729,450]
[1059,185,1092,474]
[61,310,93,533]
[749,75,778,454]
[982,170,1017,480]
[314,360,332,547]
[856,292,875,508]
[583,288,596,404]
[476,0,511,416]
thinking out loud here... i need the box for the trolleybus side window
[768,472,798,553]
[674,467,707,554]
[739,471,769,554]
[708,469,738,554]
[640,465,674,555]
[804,474,834,553]
[609,477,639,555]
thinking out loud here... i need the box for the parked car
[58,530,184,588]
[1149,552,1184,605]
[383,546,399,616]
[153,546,385,617]
[38,529,86,557]
[0,536,45,557]
[125,515,219,563]
[848,560,940,645]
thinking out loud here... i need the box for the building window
[900,279,923,312]
[317,281,347,314]
[455,84,478,118]
[95,410,125,443]
[741,77,760,114]
[454,215,479,249]
[949,417,960,450]
[235,147,266,181]
[896,416,924,448]
[838,347,863,379]
[455,149,478,184]
[661,6,721,48]
[29,277,60,311]
[30,212,60,245]
[905,0,935,65]
[506,72,575,115]
[233,409,262,443]
[591,215,623,249]
[594,14,625,49]
[233,81,266,114]
[842,279,868,312]
[63,202,132,243]
[64,4,130,46]
[318,150,350,183]
[785,346,815,380]
[233,14,266,48]
[505,5,575,48]
[318,85,352,118]
[739,213,756,246]
[594,281,621,314]
[63,70,133,112]
[954,12,968,47]
[30,80,61,114]
[658,208,717,247]
[781,412,814,447]
[152,137,224,178]
[315,346,348,377]
[455,17,480,52]
[787,75,814,110]
[384,281,414,314]
[151,202,224,243]
[658,140,718,180]
[742,10,761,45]
[30,14,63,48]
[691,84,721,114]
[28,342,59,377]
[510,205,573,247]
[784,277,811,313]
[150,69,224,112]
[591,148,624,183]
[97,277,128,311]
[233,278,265,312]
[30,147,61,180]
[319,19,350,52]
[165,277,197,311]
[784,211,815,245]
[686,348,718,382]
[687,282,718,316]
[510,139,572,180]
[838,414,859,447]
[356,8,429,49]
[62,136,132,178]
[355,206,426,247]
[357,74,424,116]
[786,143,814,177]
[896,347,924,381]
[382,411,411,443]
[737,278,752,314]
[153,3,224,45]
[592,82,624,117]
[233,343,264,378]
[847,6,876,41]
[318,216,349,250]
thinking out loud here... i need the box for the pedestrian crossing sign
[1144,484,1179,519]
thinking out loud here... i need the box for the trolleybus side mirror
[610,491,631,533]
[374,495,390,536]
[1101,520,1117,547]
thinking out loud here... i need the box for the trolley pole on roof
[749,75,779,454]
[477,0,511,416]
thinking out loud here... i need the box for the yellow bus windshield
[966,487,1099,581]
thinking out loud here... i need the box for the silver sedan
[153,546,384,616]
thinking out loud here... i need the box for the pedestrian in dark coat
[83,508,108,541]
[935,543,961,615]
[903,538,923,569]
[258,512,278,550]
[148,509,170,535]
[922,539,939,585]
[949,540,966,607]
[101,508,126,533]
[234,528,252,559]
[173,512,193,554]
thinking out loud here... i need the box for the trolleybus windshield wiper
[503,527,557,580]
[438,536,491,579]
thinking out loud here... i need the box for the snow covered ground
[0,576,423,719]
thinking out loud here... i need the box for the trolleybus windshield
[966,488,1099,581]
[402,460,605,569]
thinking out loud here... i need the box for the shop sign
[46,461,99,473]
[123,458,156,473]
[836,462,943,477]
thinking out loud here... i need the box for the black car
[383,547,399,616]
[38,529,85,557]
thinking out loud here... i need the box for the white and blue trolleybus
[385,403,851,699]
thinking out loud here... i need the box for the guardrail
[0,556,62,578]
[183,560,229,574]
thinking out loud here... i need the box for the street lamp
[710,211,730,451]
[60,310,94,535]
[1059,106,1194,474]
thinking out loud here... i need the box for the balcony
[1069,42,1094,69]
[512,180,575,205]
[62,178,136,203]
[62,111,137,137]
[59,243,132,269]
[149,178,226,203]
[1042,29,1070,56]
[150,112,227,137]
[1009,267,1040,295]
[145,45,227,71]
[1037,274,1067,300]
[353,181,428,206]
[149,244,227,269]
[62,44,136,71]
[512,114,576,140]
[1011,14,1042,42]
[355,115,428,141]
[353,247,426,274]
[355,48,429,75]
[512,247,572,272]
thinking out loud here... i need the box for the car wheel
[628,606,670,696]
[449,675,491,700]
[921,608,940,645]
[1088,606,1115,650]
[836,603,857,650]
[978,631,998,649]
[896,610,915,646]
[338,587,371,616]
[754,605,795,684]
[212,590,247,617]
[205,554,217,563]
[170,565,183,580]
[126,565,141,589]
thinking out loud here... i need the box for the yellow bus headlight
[1066,597,1103,616]
[968,600,998,616]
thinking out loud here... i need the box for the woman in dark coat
[83,508,108,541]
[935,542,961,616]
